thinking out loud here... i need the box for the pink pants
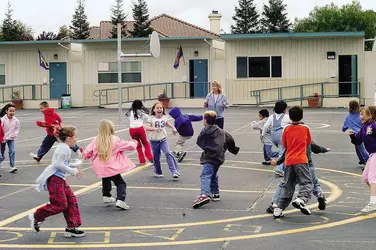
[363,153,376,185]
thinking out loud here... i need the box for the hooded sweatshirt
[350,122,376,154]
[196,125,239,165]
[36,108,62,136]
[169,107,203,137]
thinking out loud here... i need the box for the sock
[370,196,376,203]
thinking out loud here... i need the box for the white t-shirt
[147,115,168,141]
[128,110,149,128]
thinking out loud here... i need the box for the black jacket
[196,125,239,165]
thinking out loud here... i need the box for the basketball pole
[117,23,122,124]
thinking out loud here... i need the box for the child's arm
[272,151,286,166]
[306,128,312,147]
[349,129,363,145]
[261,117,272,136]
[188,115,203,122]
[166,121,177,135]
[311,141,330,154]
[117,139,138,152]
[251,120,264,131]
[145,117,157,132]
[10,118,20,139]
[54,152,80,176]
[54,112,62,124]
[82,139,95,160]
[282,128,288,149]
[342,116,348,132]
[225,132,240,155]
[196,131,206,150]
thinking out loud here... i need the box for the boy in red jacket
[30,101,81,162]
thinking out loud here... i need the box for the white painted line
[16,136,45,143]
[184,150,357,155]
[231,122,252,133]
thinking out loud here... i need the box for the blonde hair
[97,119,115,162]
[204,111,217,125]
[367,106,376,121]
[211,80,223,94]
[360,107,373,123]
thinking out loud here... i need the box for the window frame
[0,64,5,85]
[236,56,282,79]
[97,61,142,84]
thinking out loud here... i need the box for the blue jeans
[200,163,220,196]
[355,143,369,164]
[272,163,323,205]
[1,140,15,168]
[37,135,79,159]
[263,144,279,162]
[150,139,179,176]
[272,130,285,174]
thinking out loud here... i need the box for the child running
[193,111,239,209]
[342,100,369,165]
[125,100,153,165]
[251,109,278,165]
[30,101,81,162]
[145,102,180,179]
[273,106,313,218]
[0,103,19,173]
[349,106,376,212]
[169,107,203,162]
[83,119,137,210]
[29,126,85,237]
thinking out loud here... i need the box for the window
[0,64,5,85]
[236,56,282,78]
[98,62,141,83]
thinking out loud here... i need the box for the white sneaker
[292,197,311,215]
[273,207,283,218]
[30,153,38,158]
[154,173,164,178]
[361,203,376,213]
[172,173,179,179]
[115,200,129,210]
[103,196,116,203]
[9,167,17,173]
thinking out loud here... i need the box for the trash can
[61,94,71,109]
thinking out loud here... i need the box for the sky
[1,0,375,36]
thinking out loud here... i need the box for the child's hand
[76,169,84,179]
[348,129,354,135]
[326,148,331,152]
[172,128,177,135]
[155,128,162,133]
[270,160,277,166]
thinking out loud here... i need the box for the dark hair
[368,106,376,121]
[58,126,76,142]
[0,103,16,117]
[150,102,165,116]
[39,101,49,108]
[259,109,269,118]
[273,100,287,114]
[204,111,217,125]
[125,99,149,119]
[289,106,304,122]
[348,100,360,113]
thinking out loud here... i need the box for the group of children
[3,97,374,238]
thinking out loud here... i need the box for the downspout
[204,39,212,94]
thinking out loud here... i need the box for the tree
[260,0,291,33]
[129,0,152,38]
[294,1,376,50]
[1,3,34,41]
[37,31,57,40]
[109,0,128,38]
[15,20,34,40]
[70,0,90,40]
[231,0,260,34]
[56,25,72,40]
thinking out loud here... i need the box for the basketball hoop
[116,24,160,123]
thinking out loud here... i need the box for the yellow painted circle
[0,232,23,243]
[276,215,330,225]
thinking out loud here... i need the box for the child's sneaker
[64,228,85,238]
[275,171,284,177]
[172,172,180,179]
[266,203,277,214]
[30,153,41,163]
[192,195,210,209]
[9,167,17,173]
[178,152,187,162]
[273,207,284,218]
[361,203,376,213]
[103,196,116,203]
[211,194,220,201]
[154,173,164,178]
[262,161,271,165]
[115,200,130,210]
[28,213,41,232]
[292,198,311,215]
[317,196,326,210]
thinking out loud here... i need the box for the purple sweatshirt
[350,122,376,154]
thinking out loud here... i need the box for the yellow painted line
[316,168,362,177]
[0,186,35,200]
[128,186,272,193]
[0,163,151,228]
[0,176,341,232]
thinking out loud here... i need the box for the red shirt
[282,123,312,166]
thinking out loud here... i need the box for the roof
[221,32,365,40]
[90,14,219,39]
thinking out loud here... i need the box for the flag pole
[117,23,122,125]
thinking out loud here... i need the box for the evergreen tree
[37,31,57,40]
[129,0,153,38]
[1,2,21,41]
[261,0,291,33]
[70,0,90,40]
[231,0,260,34]
[56,25,72,40]
[109,0,128,38]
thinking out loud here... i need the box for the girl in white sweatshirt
[0,103,20,173]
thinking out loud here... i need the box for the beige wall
[225,37,365,105]
[365,51,376,105]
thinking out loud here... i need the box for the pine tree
[70,0,90,40]
[37,31,57,40]
[231,0,260,34]
[109,0,128,38]
[129,0,153,38]
[261,0,291,33]
[56,25,72,40]
[1,2,22,41]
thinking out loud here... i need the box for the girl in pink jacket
[83,119,137,210]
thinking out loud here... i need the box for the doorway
[49,62,68,99]
[338,55,358,97]
[189,59,208,98]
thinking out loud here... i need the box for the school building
[0,11,375,109]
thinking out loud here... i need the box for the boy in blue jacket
[169,107,203,162]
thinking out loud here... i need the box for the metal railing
[250,81,360,106]
[93,81,210,107]
[0,84,70,103]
